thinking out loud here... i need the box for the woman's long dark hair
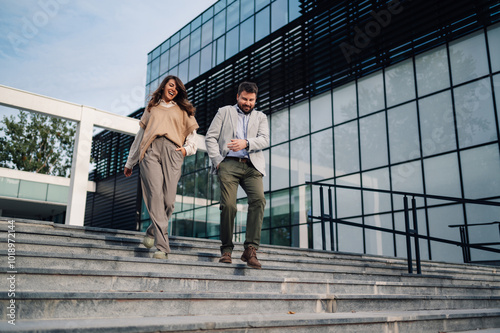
[146,75,195,117]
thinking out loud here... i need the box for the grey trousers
[218,158,266,254]
[139,136,184,254]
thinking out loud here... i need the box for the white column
[65,107,95,226]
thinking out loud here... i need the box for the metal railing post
[328,187,334,251]
[411,197,421,274]
[320,186,326,250]
[404,196,413,274]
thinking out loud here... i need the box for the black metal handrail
[306,181,500,274]
[448,221,500,264]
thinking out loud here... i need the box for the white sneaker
[142,236,154,249]
[153,251,168,259]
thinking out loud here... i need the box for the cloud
[0,0,217,116]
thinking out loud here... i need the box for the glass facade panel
[453,78,497,148]
[0,177,19,197]
[358,71,384,116]
[310,91,332,132]
[178,60,189,84]
[289,0,301,21]
[189,52,200,81]
[289,100,309,139]
[216,36,225,65]
[255,7,270,42]
[271,142,289,190]
[428,205,464,263]
[271,0,287,32]
[385,59,416,107]
[179,37,190,61]
[337,218,364,253]
[150,57,159,82]
[362,168,392,215]
[290,136,310,186]
[388,102,419,164]
[200,45,213,74]
[256,0,270,11]
[271,189,291,246]
[424,153,461,198]
[418,91,456,157]
[241,0,254,21]
[291,185,311,248]
[46,184,68,204]
[466,203,500,261]
[336,174,362,218]
[240,17,254,51]
[169,43,179,68]
[214,9,226,39]
[495,74,500,133]
[333,82,357,124]
[190,28,201,55]
[18,180,47,201]
[334,120,359,176]
[415,45,450,96]
[391,160,423,194]
[461,144,500,199]
[227,0,239,30]
[360,111,388,170]
[271,107,288,144]
[226,27,239,59]
[202,19,213,47]
[488,24,500,72]
[311,129,334,181]
[159,50,169,76]
[449,31,489,85]
[207,204,220,238]
[365,213,394,256]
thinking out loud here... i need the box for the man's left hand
[227,139,247,152]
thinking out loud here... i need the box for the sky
[0,0,217,119]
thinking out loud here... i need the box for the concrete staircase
[1,217,500,332]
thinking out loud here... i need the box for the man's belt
[225,156,250,163]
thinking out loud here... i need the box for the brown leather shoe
[241,246,262,269]
[219,252,232,263]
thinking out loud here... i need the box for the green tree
[0,110,76,177]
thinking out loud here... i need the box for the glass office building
[87,0,500,265]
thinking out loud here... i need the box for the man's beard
[238,103,254,113]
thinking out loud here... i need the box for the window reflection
[449,31,489,85]
[388,102,419,164]
[415,45,450,96]
[358,71,384,116]
[360,111,388,169]
[453,78,497,148]
[334,120,359,176]
[418,91,456,156]
[385,59,415,107]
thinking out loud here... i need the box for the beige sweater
[138,102,199,161]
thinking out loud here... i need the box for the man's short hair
[238,82,258,96]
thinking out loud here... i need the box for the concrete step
[5,249,500,288]
[2,233,499,284]
[4,267,500,297]
[1,290,499,321]
[2,218,497,277]
[1,309,500,332]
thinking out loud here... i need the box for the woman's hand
[124,167,132,177]
[176,147,187,156]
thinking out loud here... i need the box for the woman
[124,75,199,259]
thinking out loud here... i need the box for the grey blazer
[205,105,269,176]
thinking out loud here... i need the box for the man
[205,82,269,269]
